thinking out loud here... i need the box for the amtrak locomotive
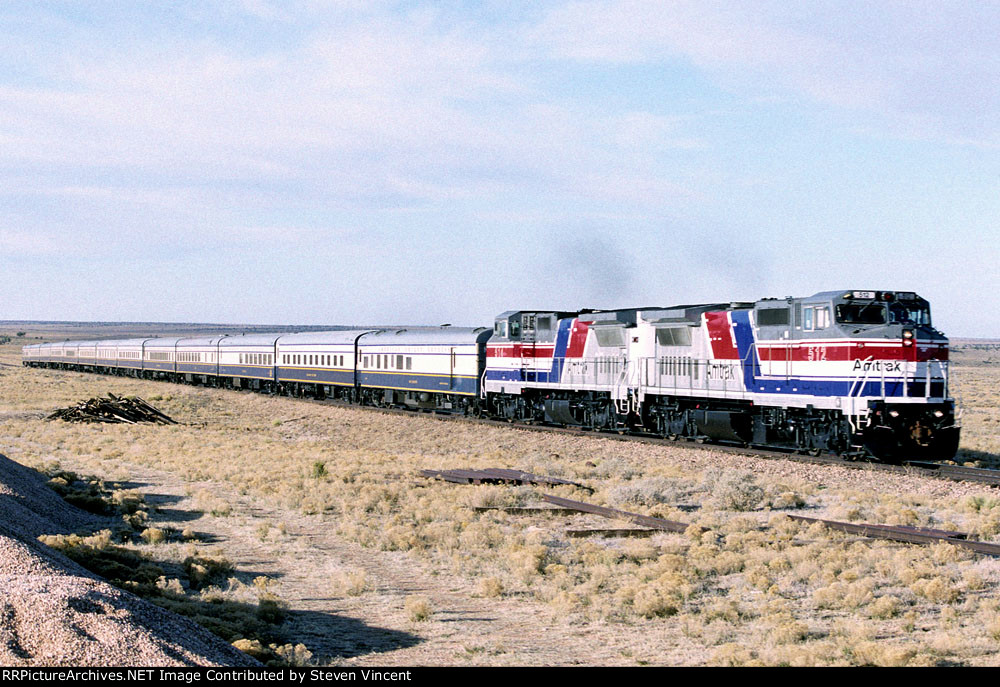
[22,289,959,462]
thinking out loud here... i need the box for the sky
[1,1,999,336]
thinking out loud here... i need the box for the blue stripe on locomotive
[730,310,915,398]
[546,318,573,383]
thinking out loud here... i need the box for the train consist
[22,289,959,462]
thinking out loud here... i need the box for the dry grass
[2,331,1000,665]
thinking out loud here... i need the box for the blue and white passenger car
[218,334,279,389]
[276,330,370,398]
[356,327,490,411]
[176,336,226,383]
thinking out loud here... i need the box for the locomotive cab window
[836,303,885,325]
[889,302,931,326]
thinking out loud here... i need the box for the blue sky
[2,1,998,336]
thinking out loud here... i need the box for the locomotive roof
[805,289,925,302]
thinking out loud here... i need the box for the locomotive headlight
[902,329,914,347]
[934,410,944,418]
[889,410,900,418]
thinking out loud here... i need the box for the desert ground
[1,324,999,666]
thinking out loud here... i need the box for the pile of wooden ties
[48,394,177,425]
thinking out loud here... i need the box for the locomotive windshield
[835,303,886,325]
[888,302,931,326]
[835,301,932,327]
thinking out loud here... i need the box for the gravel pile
[0,455,110,541]
[0,453,258,666]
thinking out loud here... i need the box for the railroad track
[293,396,1000,489]
[36,366,1000,489]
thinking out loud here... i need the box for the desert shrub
[330,568,369,597]
[618,572,689,618]
[869,595,902,619]
[405,595,433,621]
[111,489,145,515]
[184,553,234,589]
[47,471,112,514]
[272,643,313,667]
[769,491,806,509]
[591,457,639,480]
[813,580,874,610]
[232,638,268,659]
[465,485,527,509]
[141,527,167,544]
[39,531,162,584]
[702,470,764,512]
[709,643,757,666]
[257,593,289,623]
[607,478,686,507]
[988,616,1000,641]
[194,489,232,516]
[911,576,959,604]
[479,576,504,598]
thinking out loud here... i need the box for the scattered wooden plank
[420,468,592,491]
[788,515,1000,556]
[472,506,576,514]
[540,494,702,534]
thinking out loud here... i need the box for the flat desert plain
[1,324,999,666]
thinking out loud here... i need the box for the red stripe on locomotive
[705,311,739,360]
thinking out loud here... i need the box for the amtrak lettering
[852,359,902,373]
[707,363,738,381]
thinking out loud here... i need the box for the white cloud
[530,0,1000,147]
[0,3,707,218]
[0,229,61,256]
